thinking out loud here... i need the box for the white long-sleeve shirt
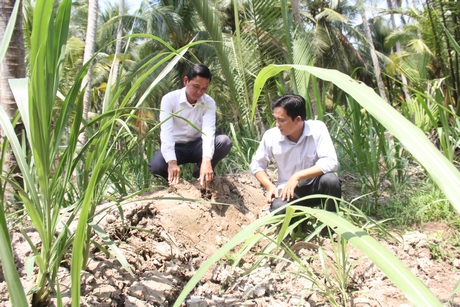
[250,120,338,188]
[159,87,216,163]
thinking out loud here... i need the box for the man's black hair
[272,94,307,121]
[186,64,212,81]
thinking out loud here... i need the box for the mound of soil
[1,172,460,306]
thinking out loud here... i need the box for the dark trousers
[270,172,342,215]
[149,135,232,179]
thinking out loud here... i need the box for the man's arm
[159,92,180,184]
[280,165,324,202]
[159,94,177,163]
[250,132,277,203]
[255,171,279,203]
[199,97,217,187]
[199,157,213,187]
[314,121,338,173]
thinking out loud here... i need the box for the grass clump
[371,180,458,229]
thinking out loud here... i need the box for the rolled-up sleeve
[314,122,338,173]
[159,95,177,163]
[250,134,272,175]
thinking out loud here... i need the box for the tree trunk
[78,0,98,146]
[0,0,25,205]
[112,0,124,85]
[359,5,388,102]
[386,0,411,103]
[438,0,458,107]
[291,0,303,29]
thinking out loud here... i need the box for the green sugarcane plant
[330,96,408,210]
[0,0,29,305]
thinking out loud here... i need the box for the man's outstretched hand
[167,160,181,184]
[199,157,213,187]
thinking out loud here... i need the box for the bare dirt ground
[1,172,460,306]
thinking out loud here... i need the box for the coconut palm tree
[384,0,411,102]
[299,0,360,72]
[190,0,287,135]
[385,3,459,111]
[283,0,379,108]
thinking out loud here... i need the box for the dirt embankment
[1,173,460,306]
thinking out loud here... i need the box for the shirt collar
[179,87,203,106]
[279,120,310,144]
[303,120,311,136]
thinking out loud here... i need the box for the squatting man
[250,94,342,215]
[149,64,232,187]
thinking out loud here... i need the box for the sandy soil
[1,172,460,306]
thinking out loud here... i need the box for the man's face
[273,106,302,138]
[184,75,210,104]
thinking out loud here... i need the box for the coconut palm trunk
[78,0,98,146]
[112,0,124,84]
[386,0,411,103]
[0,0,25,204]
[359,2,388,102]
[291,0,303,28]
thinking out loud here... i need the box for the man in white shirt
[250,94,341,214]
[149,64,232,186]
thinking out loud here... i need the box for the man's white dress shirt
[159,88,216,163]
[250,120,338,188]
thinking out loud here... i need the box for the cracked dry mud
[1,172,460,306]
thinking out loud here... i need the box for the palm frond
[293,32,315,97]
[315,8,349,23]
